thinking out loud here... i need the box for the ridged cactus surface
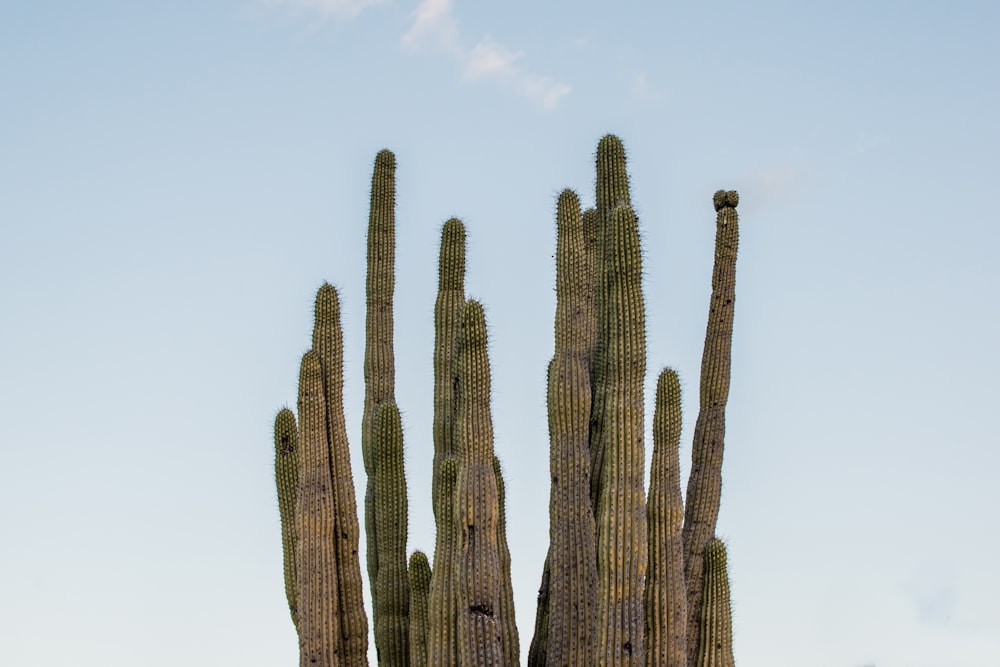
[427,457,459,666]
[682,191,739,665]
[645,369,688,667]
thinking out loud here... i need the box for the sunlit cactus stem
[682,190,739,666]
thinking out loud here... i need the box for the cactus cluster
[273,135,741,666]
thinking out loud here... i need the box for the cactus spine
[295,350,343,666]
[682,191,739,665]
[694,540,734,667]
[363,149,398,622]
[408,551,431,667]
[453,301,506,667]
[372,401,410,665]
[312,283,369,663]
[274,408,300,630]
[645,369,687,667]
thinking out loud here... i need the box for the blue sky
[2,1,999,665]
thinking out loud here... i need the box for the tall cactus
[645,369,687,667]
[682,190,739,665]
[427,218,467,667]
[594,204,648,665]
[363,149,399,618]
[295,350,342,666]
[694,539,735,667]
[372,401,410,666]
[452,300,506,667]
[312,283,369,664]
[544,189,598,666]
[274,408,300,631]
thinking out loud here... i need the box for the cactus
[274,408,300,630]
[426,218,467,667]
[645,369,687,667]
[372,401,410,665]
[272,138,742,667]
[452,300,507,667]
[363,149,399,619]
[295,350,343,666]
[682,190,739,665]
[594,204,648,665]
[543,189,599,666]
[312,283,369,663]
[408,551,431,667]
[694,539,735,667]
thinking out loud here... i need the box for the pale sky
[2,2,999,666]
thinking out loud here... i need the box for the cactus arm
[645,369,688,667]
[274,408,300,631]
[408,551,432,667]
[694,539,735,667]
[682,191,739,665]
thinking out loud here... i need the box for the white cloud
[463,37,523,80]
[267,0,386,19]
[401,0,571,110]
[401,0,459,52]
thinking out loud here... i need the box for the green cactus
[408,551,431,667]
[694,539,735,667]
[543,189,599,666]
[590,135,633,515]
[373,401,410,666]
[295,350,342,666]
[645,369,687,667]
[453,300,506,667]
[426,218,467,667]
[312,283,369,663]
[363,149,399,619]
[272,139,742,667]
[682,191,739,665]
[273,408,299,631]
[594,204,648,665]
